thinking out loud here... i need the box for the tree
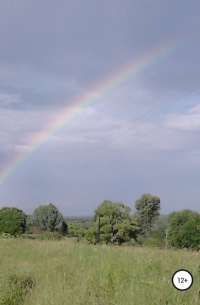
[143,229,166,248]
[0,207,26,236]
[151,229,166,241]
[153,215,168,236]
[167,209,200,249]
[135,194,161,236]
[31,203,67,234]
[84,224,98,244]
[67,221,86,237]
[86,200,139,244]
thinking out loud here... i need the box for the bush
[0,233,15,239]
[151,230,166,241]
[136,234,146,245]
[143,237,162,247]
[121,238,136,246]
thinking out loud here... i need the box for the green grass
[0,239,200,304]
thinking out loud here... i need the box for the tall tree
[0,207,26,236]
[86,200,139,244]
[167,209,200,249]
[135,194,161,236]
[31,203,67,234]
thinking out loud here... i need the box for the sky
[0,1,200,216]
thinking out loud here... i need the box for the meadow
[0,238,200,305]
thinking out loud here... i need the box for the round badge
[172,269,193,291]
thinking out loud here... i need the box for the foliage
[135,194,161,236]
[120,238,136,246]
[65,217,92,229]
[167,209,200,249]
[67,221,87,237]
[143,237,163,247]
[84,223,98,244]
[21,232,64,240]
[0,207,26,236]
[151,230,166,242]
[142,229,166,248]
[153,215,168,235]
[135,234,146,245]
[25,215,34,233]
[30,203,68,234]
[0,232,15,239]
[86,200,139,244]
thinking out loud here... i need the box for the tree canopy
[31,203,68,234]
[2,196,200,251]
[135,194,161,236]
[167,209,200,249]
[0,207,26,236]
[86,200,139,244]
[67,221,86,237]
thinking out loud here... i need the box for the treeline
[0,194,200,250]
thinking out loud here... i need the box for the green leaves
[0,207,26,236]
[87,200,138,245]
[31,203,67,234]
[67,221,86,237]
[135,194,161,236]
[167,210,200,249]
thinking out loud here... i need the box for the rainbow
[0,40,184,188]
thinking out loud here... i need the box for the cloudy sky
[0,1,200,216]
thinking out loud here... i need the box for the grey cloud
[0,1,199,84]
[1,0,200,215]
[0,93,21,106]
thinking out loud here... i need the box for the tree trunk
[97,217,100,243]
[110,223,114,244]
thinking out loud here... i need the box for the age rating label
[172,269,193,291]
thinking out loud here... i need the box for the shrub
[0,233,15,239]
[136,234,146,245]
[121,238,136,246]
[151,230,166,241]
[143,237,162,247]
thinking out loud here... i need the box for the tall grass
[0,239,200,304]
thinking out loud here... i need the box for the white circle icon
[172,269,193,291]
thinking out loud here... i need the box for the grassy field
[0,239,200,305]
